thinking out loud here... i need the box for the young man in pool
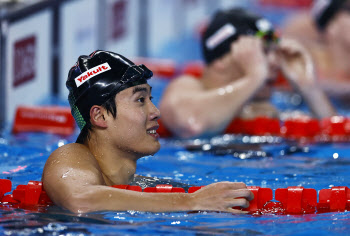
[42,50,253,213]
[159,8,336,138]
[283,0,350,101]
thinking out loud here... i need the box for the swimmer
[283,0,350,101]
[159,8,336,139]
[41,50,253,213]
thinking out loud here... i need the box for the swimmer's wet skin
[41,50,253,213]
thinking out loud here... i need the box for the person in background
[283,0,350,102]
[159,8,336,139]
[42,50,253,213]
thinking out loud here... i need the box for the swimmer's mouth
[146,125,159,135]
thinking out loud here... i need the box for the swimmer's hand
[276,38,316,88]
[276,38,336,118]
[189,182,254,214]
[230,36,269,80]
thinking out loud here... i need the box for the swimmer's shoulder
[165,74,204,91]
[283,11,320,43]
[45,143,97,167]
[43,143,102,182]
[160,74,204,108]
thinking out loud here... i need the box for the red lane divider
[12,106,75,136]
[258,0,313,8]
[225,117,280,136]
[11,181,53,206]
[182,61,204,78]
[112,185,142,192]
[188,186,205,193]
[318,187,350,213]
[144,184,185,193]
[245,187,273,212]
[1,180,350,214]
[282,117,321,140]
[321,116,350,142]
[157,119,173,138]
[275,187,317,214]
[159,115,350,142]
[0,179,11,200]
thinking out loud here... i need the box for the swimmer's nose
[149,102,160,121]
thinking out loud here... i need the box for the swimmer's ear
[90,105,108,128]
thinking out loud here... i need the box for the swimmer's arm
[277,38,337,118]
[159,74,266,138]
[160,37,269,138]
[63,182,252,214]
[297,83,337,118]
[50,175,253,213]
[42,145,253,213]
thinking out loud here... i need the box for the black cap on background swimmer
[312,0,349,30]
[66,50,153,131]
[201,8,276,64]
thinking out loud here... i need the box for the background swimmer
[41,50,253,213]
[283,0,350,101]
[159,8,336,139]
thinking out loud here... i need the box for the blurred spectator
[283,0,350,101]
[159,8,336,138]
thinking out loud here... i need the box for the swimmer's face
[107,84,160,158]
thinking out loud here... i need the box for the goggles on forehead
[255,30,279,44]
[255,30,279,52]
[118,64,153,86]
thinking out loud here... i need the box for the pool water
[1,78,350,235]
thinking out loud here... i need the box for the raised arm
[277,38,337,118]
[159,37,269,138]
[42,144,253,213]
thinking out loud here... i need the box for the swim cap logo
[75,62,111,87]
[206,23,236,50]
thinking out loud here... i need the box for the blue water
[1,78,350,235]
[1,131,350,235]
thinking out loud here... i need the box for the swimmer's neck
[86,135,138,186]
[101,162,136,186]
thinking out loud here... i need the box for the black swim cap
[66,50,153,131]
[202,8,276,64]
[312,0,348,31]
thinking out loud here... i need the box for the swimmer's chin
[151,144,161,155]
[141,143,161,157]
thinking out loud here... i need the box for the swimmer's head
[202,8,278,64]
[312,0,350,31]
[66,50,153,143]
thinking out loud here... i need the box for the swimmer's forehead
[118,84,152,97]
[132,84,152,93]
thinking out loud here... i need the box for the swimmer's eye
[136,96,153,104]
[137,97,145,103]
